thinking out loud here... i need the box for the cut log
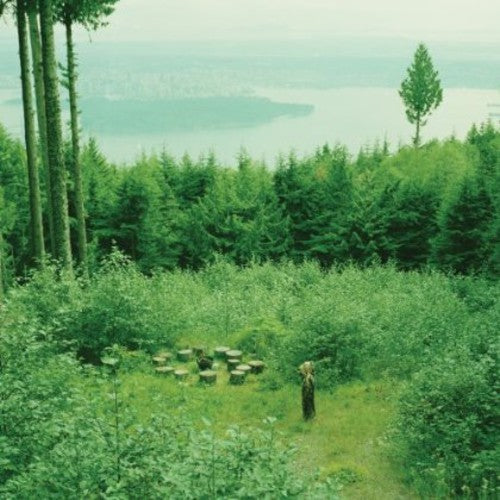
[199,370,217,385]
[236,364,251,376]
[174,369,189,381]
[227,359,240,371]
[152,356,167,366]
[229,370,245,385]
[155,366,175,376]
[225,349,243,361]
[177,349,193,362]
[248,360,265,374]
[214,346,230,359]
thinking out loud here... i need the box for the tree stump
[299,361,315,420]
[225,349,243,361]
[214,346,230,359]
[199,370,217,385]
[236,364,251,376]
[152,356,167,366]
[156,351,172,361]
[248,360,265,374]
[227,359,240,371]
[155,366,175,376]
[229,370,245,385]
[177,349,193,362]
[174,369,189,381]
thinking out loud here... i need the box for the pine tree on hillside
[15,0,45,264]
[39,0,72,271]
[432,175,494,273]
[400,44,443,147]
[388,181,439,268]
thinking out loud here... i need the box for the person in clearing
[299,361,315,420]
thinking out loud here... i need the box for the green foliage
[0,329,339,498]
[399,43,443,146]
[432,172,494,273]
[395,345,498,496]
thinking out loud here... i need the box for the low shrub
[394,343,499,497]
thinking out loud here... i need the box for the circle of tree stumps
[152,346,265,387]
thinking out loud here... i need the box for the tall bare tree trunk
[27,0,54,255]
[16,0,45,265]
[64,18,87,271]
[39,0,72,272]
[0,231,4,301]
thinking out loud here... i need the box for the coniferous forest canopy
[0,0,499,498]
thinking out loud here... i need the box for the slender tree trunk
[0,231,4,301]
[65,19,87,271]
[414,113,421,147]
[27,1,55,255]
[39,0,72,272]
[16,0,45,265]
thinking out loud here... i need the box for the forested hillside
[0,0,498,498]
[1,121,498,286]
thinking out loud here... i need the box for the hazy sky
[1,0,500,43]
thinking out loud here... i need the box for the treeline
[0,121,498,286]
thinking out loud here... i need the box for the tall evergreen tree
[399,44,443,147]
[39,0,72,271]
[55,0,118,270]
[432,174,494,273]
[26,0,54,254]
[15,0,45,264]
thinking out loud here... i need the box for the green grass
[118,352,416,499]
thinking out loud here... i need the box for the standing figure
[299,361,315,420]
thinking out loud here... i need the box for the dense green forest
[0,0,499,498]
[1,121,499,282]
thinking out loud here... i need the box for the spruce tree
[432,174,494,273]
[15,0,45,264]
[55,0,119,271]
[39,0,72,271]
[400,44,443,147]
[26,0,54,254]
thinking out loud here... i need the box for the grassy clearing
[118,353,415,499]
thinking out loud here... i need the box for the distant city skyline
[1,0,499,44]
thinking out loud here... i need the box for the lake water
[1,87,498,166]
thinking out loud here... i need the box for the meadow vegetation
[0,256,498,497]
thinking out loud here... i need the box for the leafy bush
[395,343,499,497]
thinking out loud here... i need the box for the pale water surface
[1,87,498,166]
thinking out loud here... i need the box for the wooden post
[299,361,315,420]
